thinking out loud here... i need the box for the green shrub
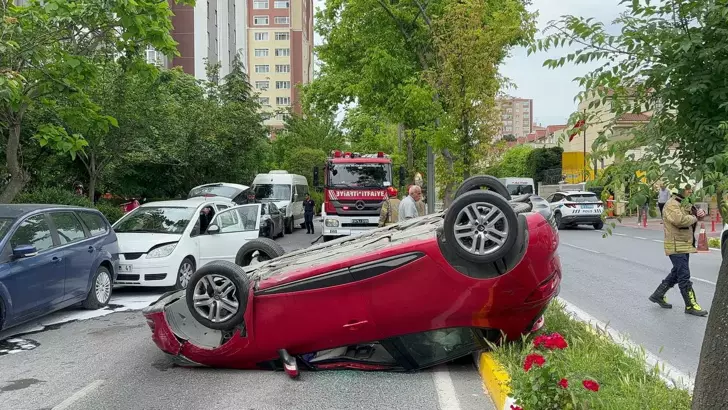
[15,187,93,207]
[96,204,125,224]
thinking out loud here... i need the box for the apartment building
[247,0,314,129]
[497,97,534,139]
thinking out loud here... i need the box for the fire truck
[319,150,394,242]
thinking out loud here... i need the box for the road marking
[652,239,664,243]
[635,236,647,240]
[561,243,601,254]
[432,365,461,410]
[557,297,695,393]
[52,379,104,410]
[693,277,717,286]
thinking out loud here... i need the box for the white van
[250,171,309,233]
[499,177,536,196]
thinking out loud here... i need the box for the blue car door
[48,211,93,301]
[1,213,65,323]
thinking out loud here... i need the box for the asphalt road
[0,228,494,410]
[557,223,720,378]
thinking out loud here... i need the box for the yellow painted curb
[478,352,511,410]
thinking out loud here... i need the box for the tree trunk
[406,131,414,173]
[691,249,728,409]
[87,152,97,204]
[0,121,29,203]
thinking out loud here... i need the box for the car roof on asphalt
[0,204,93,219]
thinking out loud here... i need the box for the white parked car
[545,190,604,230]
[112,197,281,289]
[250,171,309,234]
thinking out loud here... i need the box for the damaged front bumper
[142,291,206,367]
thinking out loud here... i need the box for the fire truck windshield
[328,163,392,188]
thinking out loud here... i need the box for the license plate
[119,264,133,272]
[581,205,594,209]
[352,219,368,224]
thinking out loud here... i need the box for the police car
[545,190,605,230]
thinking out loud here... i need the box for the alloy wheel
[192,275,239,323]
[179,261,194,289]
[95,271,112,303]
[453,202,509,256]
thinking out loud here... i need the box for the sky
[311,0,627,126]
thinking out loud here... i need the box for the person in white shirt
[398,185,422,222]
[658,184,670,219]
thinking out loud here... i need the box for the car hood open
[115,233,182,253]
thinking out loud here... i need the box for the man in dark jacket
[303,193,315,234]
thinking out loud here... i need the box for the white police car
[545,190,605,230]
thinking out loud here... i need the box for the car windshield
[113,206,195,234]
[0,217,15,243]
[568,194,600,203]
[328,163,392,188]
[396,328,482,368]
[188,185,241,199]
[507,184,533,195]
[251,184,291,201]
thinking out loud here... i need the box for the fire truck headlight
[325,219,340,227]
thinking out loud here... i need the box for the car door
[1,213,65,321]
[196,204,261,267]
[48,211,94,301]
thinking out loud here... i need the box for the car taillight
[146,318,155,332]
[325,201,336,214]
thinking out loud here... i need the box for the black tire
[454,175,511,201]
[277,222,285,238]
[235,237,286,267]
[593,221,604,230]
[554,212,565,230]
[174,257,196,290]
[284,217,293,234]
[185,260,249,331]
[443,190,519,264]
[82,266,113,310]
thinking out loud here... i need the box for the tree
[526,146,563,184]
[271,110,345,169]
[0,0,193,202]
[502,134,517,142]
[494,145,533,178]
[532,0,728,406]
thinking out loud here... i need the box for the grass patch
[491,300,692,410]
[707,237,720,249]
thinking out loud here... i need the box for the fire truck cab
[317,151,394,242]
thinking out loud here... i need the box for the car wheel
[174,257,196,290]
[284,218,293,234]
[82,266,113,310]
[554,212,565,230]
[593,221,604,230]
[235,237,286,267]
[453,175,511,201]
[277,222,285,238]
[443,190,519,264]
[185,260,249,331]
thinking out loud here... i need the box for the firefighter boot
[648,282,673,309]
[680,285,708,317]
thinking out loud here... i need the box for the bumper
[322,227,375,237]
[561,214,603,225]
[114,255,179,287]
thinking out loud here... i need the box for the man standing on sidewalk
[399,185,421,222]
[657,183,670,220]
[649,184,708,316]
[303,193,316,234]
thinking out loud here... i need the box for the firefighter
[303,193,316,234]
[378,187,400,227]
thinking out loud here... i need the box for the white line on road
[652,239,664,243]
[561,243,601,254]
[557,297,695,393]
[635,236,647,240]
[52,379,104,410]
[432,365,461,410]
[693,277,717,286]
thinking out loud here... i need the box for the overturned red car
[142,176,561,376]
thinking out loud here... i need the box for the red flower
[558,378,568,389]
[582,379,600,392]
[533,333,568,350]
[510,406,523,410]
[523,353,546,371]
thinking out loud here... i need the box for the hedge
[14,188,125,224]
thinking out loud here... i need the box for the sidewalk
[610,216,722,237]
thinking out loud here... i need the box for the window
[254,32,269,41]
[567,194,600,203]
[50,212,87,245]
[275,48,290,57]
[254,48,269,57]
[113,207,196,235]
[274,16,290,24]
[215,206,259,233]
[253,0,268,9]
[217,205,229,211]
[10,215,54,253]
[254,15,269,25]
[276,81,290,89]
[275,32,290,40]
[275,64,290,73]
[251,184,292,201]
[258,97,270,105]
[276,96,291,105]
[276,112,290,121]
[255,64,270,73]
[78,212,108,237]
[392,328,482,368]
[255,81,269,90]
[274,0,289,7]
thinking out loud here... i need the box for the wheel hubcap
[95,271,111,303]
[179,262,194,288]
[192,275,239,323]
[454,202,509,255]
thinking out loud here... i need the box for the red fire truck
[319,150,394,241]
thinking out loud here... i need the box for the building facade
[497,97,534,139]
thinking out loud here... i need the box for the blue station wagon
[0,205,120,331]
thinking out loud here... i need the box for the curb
[474,351,516,410]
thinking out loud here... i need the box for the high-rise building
[497,97,533,139]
